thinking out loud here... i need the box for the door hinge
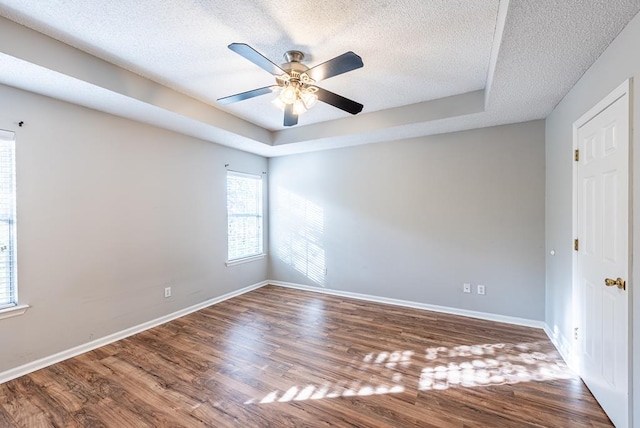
[574,149,579,161]
[574,238,579,251]
[574,327,579,340]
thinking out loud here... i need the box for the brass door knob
[605,277,626,291]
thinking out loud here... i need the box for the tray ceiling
[0,0,639,156]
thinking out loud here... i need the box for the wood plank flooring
[0,285,612,427]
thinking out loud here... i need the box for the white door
[575,81,630,427]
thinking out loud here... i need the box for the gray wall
[0,84,267,373]
[545,10,640,423]
[269,121,546,321]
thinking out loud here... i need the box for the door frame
[571,78,632,424]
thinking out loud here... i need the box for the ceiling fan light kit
[276,50,318,114]
[218,43,364,127]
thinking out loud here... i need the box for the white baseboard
[543,324,575,369]
[1,279,557,385]
[0,280,268,384]
[269,281,545,329]
[270,282,575,368]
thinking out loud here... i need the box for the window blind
[0,130,16,309]
[227,171,263,261]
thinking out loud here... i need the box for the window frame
[0,129,27,320]
[225,170,265,265]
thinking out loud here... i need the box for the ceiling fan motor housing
[279,50,312,87]
[219,43,364,127]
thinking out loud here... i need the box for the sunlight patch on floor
[244,341,573,405]
[419,342,571,391]
[247,381,406,405]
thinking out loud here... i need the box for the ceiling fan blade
[304,52,363,82]
[315,87,363,115]
[284,104,298,127]
[217,86,276,105]
[228,43,286,76]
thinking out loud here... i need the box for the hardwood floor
[1,285,612,427]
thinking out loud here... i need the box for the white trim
[0,304,29,320]
[571,78,632,426]
[574,79,630,129]
[269,281,545,329]
[0,280,566,386]
[484,0,510,107]
[0,281,268,384]
[225,253,266,267]
[543,324,576,370]
[571,82,632,358]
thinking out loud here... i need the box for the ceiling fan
[217,43,364,127]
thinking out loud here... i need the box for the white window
[0,130,17,310]
[226,171,263,261]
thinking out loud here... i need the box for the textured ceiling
[0,0,639,156]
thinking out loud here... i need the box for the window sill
[0,304,30,321]
[226,254,266,267]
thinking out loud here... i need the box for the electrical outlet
[463,283,471,293]
[477,284,485,295]
[164,287,172,298]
